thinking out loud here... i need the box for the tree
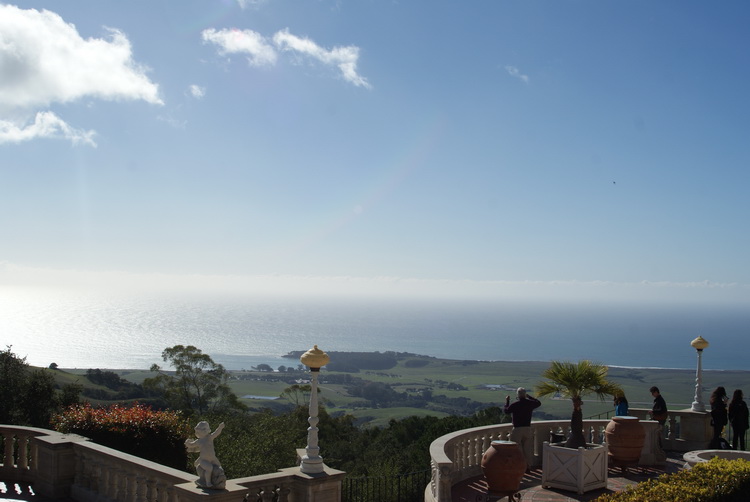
[536,360,623,448]
[144,345,246,416]
[0,346,61,427]
[280,384,317,406]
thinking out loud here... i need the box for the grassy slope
[56,355,750,427]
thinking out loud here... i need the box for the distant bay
[1,287,748,371]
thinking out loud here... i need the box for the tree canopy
[144,345,246,417]
[536,360,622,448]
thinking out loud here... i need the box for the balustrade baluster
[72,449,86,491]
[89,453,101,493]
[134,473,147,502]
[16,434,29,469]
[144,476,157,502]
[456,442,465,470]
[116,468,128,501]
[277,484,290,502]
[123,469,136,502]
[3,432,14,468]
[260,485,275,501]
[155,479,170,502]
[98,459,110,499]
[84,451,96,491]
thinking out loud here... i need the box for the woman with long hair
[614,394,629,416]
[710,386,729,445]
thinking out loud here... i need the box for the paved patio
[452,451,685,502]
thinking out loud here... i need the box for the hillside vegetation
[57,351,750,428]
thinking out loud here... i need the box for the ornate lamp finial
[300,344,330,370]
[691,336,709,351]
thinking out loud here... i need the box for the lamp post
[299,345,330,474]
[690,336,709,412]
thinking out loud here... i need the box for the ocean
[1,287,748,371]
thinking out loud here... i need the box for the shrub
[52,403,192,470]
[596,458,750,502]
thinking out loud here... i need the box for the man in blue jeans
[504,387,541,468]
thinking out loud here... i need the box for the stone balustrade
[426,415,693,502]
[628,407,713,452]
[0,425,344,502]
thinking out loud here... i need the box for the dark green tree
[144,345,246,417]
[0,347,61,427]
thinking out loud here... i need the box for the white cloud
[0,5,162,145]
[0,111,96,146]
[188,85,206,99]
[505,65,529,83]
[273,29,371,89]
[236,0,269,9]
[202,27,371,88]
[202,28,278,66]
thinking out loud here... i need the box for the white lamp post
[690,336,709,412]
[299,345,330,474]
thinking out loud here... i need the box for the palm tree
[536,360,623,449]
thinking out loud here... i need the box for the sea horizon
[2,287,748,372]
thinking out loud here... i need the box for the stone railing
[0,425,344,502]
[426,417,671,502]
[0,425,50,485]
[628,407,712,453]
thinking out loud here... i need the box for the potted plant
[536,360,623,494]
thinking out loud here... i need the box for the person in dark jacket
[504,387,541,468]
[728,389,749,451]
[710,386,729,444]
[649,386,668,425]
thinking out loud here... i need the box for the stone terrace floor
[453,451,685,502]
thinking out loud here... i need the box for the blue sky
[1,1,749,303]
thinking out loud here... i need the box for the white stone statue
[185,421,227,489]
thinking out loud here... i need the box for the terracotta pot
[605,416,645,464]
[481,440,526,493]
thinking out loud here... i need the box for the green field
[61,354,750,427]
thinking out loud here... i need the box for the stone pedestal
[33,433,89,500]
[678,410,712,450]
[280,465,346,502]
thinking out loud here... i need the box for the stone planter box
[541,442,608,494]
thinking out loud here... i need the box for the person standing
[504,387,541,468]
[649,386,668,425]
[614,394,629,416]
[728,389,749,451]
[710,386,729,446]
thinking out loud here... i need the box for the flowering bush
[52,403,191,470]
[596,457,750,502]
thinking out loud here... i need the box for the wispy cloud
[202,28,278,66]
[505,65,529,83]
[236,0,269,9]
[0,111,96,146]
[0,5,162,146]
[188,85,206,99]
[202,27,371,89]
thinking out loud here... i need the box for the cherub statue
[185,421,226,489]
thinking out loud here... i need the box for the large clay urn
[481,440,526,493]
[605,416,645,464]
